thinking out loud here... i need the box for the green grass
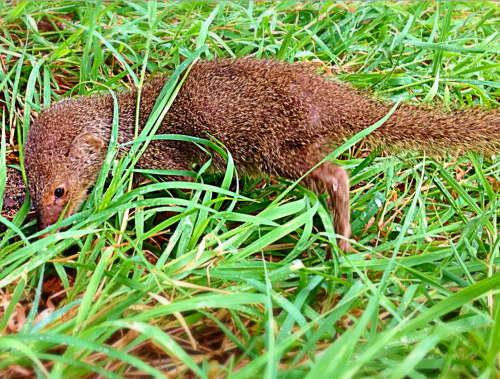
[1,1,500,377]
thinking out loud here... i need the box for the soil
[1,165,35,233]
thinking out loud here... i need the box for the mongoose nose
[36,211,60,236]
[37,219,53,238]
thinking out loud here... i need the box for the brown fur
[24,59,500,252]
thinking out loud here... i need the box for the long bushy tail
[362,102,500,156]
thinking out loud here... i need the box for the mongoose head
[24,97,110,233]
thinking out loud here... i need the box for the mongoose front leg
[135,141,196,183]
[133,144,197,223]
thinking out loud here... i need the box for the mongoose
[24,59,500,253]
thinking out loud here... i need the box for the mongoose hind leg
[304,164,351,255]
[282,152,351,256]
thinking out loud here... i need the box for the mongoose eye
[54,188,65,198]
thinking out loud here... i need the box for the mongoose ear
[69,132,105,159]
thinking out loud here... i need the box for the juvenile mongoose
[24,59,500,253]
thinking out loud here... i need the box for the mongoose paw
[325,238,351,260]
[337,239,351,253]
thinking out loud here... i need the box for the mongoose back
[24,59,500,253]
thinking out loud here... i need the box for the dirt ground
[1,164,35,233]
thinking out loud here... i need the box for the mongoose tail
[23,59,500,255]
[363,103,500,156]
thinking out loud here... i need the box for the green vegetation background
[1,1,500,378]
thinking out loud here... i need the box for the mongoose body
[24,59,500,253]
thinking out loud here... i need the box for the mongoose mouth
[36,209,66,236]
[39,228,61,239]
